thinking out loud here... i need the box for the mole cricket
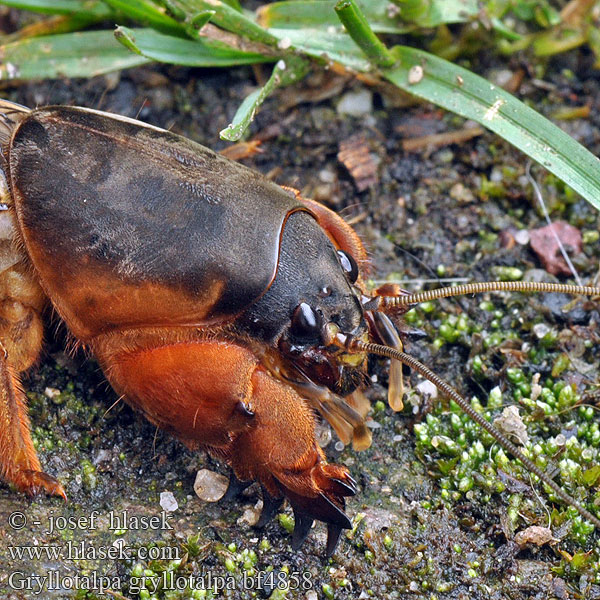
[0,99,598,555]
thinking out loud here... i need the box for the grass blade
[383,45,600,212]
[0,29,149,80]
[168,0,279,45]
[258,0,478,32]
[390,0,479,28]
[115,26,277,66]
[268,27,371,70]
[335,0,395,68]
[257,0,410,33]
[0,0,109,16]
[220,56,309,140]
[102,0,185,36]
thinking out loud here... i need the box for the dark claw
[291,510,314,550]
[221,471,252,502]
[256,490,284,528]
[325,523,344,558]
[331,476,357,496]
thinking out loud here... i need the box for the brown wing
[8,106,306,341]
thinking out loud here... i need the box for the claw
[256,490,284,528]
[221,471,251,502]
[273,463,355,553]
[331,475,357,496]
[326,523,344,558]
[19,470,67,501]
[282,485,352,530]
[291,509,314,550]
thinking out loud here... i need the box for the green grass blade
[168,0,279,45]
[220,56,309,140]
[383,46,600,212]
[335,0,395,68]
[219,0,241,9]
[183,10,214,37]
[115,26,277,66]
[268,27,371,70]
[390,0,479,28]
[102,0,185,36]
[257,0,410,33]
[258,0,478,32]
[0,0,109,16]
[0,29,149,79]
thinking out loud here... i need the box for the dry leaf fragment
[514,525,558,547]
[529,221,582,276]
[493,405,529,446]
[338,134,379,191]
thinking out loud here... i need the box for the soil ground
[0,41,600,600]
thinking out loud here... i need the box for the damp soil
[1,48,600,600]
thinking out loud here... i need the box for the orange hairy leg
[0,355,65,498]
[0,257,65,498]
[227,368,356,540]
[94,334,356,550]
[96,338,259,445]
[0,181,64,498]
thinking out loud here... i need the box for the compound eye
[290,302,320,339]
[337,250,359,284]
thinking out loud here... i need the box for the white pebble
[319,168,336,183]
[515,229,530,245]
[416,379,438,399]
[237,501,261,526]
[337,89,373,117]
[159,491,178,512]
[533,323,551,339]
[194,469,229,502]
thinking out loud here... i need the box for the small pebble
[533,323,551,339]
[194,469,229,502]
[159,491,178,512]
[449,182,474,204]
[416,380,438,399]
[319,168,336,183]
[337,89,373,117]
[315,421,332,448]
[514,229,530,245]
[237,501,261,526]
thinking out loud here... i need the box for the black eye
[290,302,320,339]
[337,250,358,283]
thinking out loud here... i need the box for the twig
[402,126,484,152]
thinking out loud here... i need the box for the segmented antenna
[383,281,600,308]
